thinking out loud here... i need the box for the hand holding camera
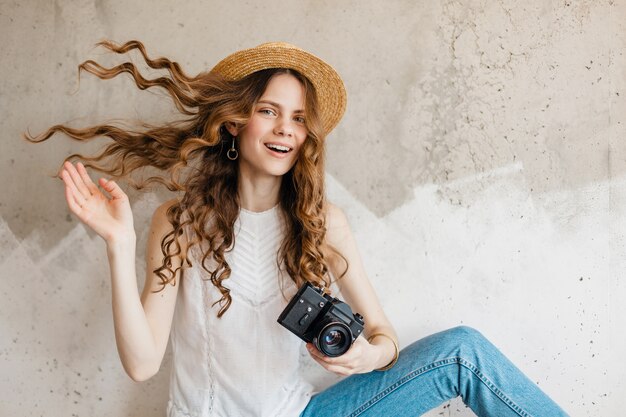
[277,282,365,357]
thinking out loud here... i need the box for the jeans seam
[346,357,532,417]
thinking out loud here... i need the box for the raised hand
[59,161,135,244]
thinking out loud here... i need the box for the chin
[266,162,297,178]
[268,167,293,178]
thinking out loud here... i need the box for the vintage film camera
[277,282,365,357]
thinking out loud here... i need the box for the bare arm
[306,202,398,375]
[107,199,181,381]
[60,161,180,381]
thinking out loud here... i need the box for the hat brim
[210,42,346,135]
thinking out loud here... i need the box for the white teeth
[266,144,291,152]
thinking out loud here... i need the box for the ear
[225,122,239,137]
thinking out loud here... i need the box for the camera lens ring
[316,322,353,357]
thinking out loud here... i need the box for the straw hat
[210,42,347,135]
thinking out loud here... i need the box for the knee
[443,325,489,351]
[401,325,493,365]
[448,325,484,340]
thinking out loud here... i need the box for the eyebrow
[257,100,304,113]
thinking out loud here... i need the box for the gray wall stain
[93,0,111,31]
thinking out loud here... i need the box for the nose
[274,116,294,137]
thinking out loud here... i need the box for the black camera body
[277,282,365,357]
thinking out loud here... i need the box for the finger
[76,162,100,195]
[61,170,86,208]
[64,161,92,199]
[314,359,350,376]
[307,350,353,375]
[64,176,83,214]
[64,161,91,199]
[332,346,361,365]
[308,342,356,364]
[306,344,332,362]
[326,356,352,368]
[309,350,348,368]
[99,177,125,200]
[306,344,320,358]
[309,352,333,369]
[325,364,352,376]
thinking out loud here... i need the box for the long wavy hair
[24,40,347,317]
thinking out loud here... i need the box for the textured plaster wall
[1,0,624,416]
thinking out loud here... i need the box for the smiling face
[228,72,308,181]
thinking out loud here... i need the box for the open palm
[60,161,135,243]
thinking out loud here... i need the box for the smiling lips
[265,142,293,158]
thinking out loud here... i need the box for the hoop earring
[227,136,239,161]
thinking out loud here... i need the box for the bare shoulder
[324,201,352,244]
[150,198,187,245]
[142,198,186,296]
[322,202,354,276]
[152,198,180,226]
[325,201,349,230]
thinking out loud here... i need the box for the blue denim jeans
[299,326,569,417]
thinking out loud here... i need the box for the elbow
[118,347,162,382]
[128,371,155,383]
[125,363,159,382]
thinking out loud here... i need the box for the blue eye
[260,109,276,116]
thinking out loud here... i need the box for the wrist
[371,343,390,370]
[367,333,399,371]
[106,233,137,252]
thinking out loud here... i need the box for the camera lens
[317,323,352,357]
[324,330,345,346]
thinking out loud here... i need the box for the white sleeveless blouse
[167,205,315,417]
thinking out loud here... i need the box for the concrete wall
[2,0,624,416]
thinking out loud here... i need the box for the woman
[26,40,569,417]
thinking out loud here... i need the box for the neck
[237,170,282,213]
